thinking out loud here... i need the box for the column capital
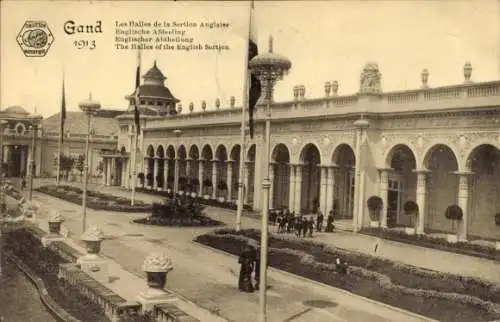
[244,160,255,165]
[378,167,395,173]
[225,159,235,164]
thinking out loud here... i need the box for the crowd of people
[269,207,338,237]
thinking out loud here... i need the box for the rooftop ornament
[177,103,182,113]
[230,96,235,108]
[421,69,430,88]
[324,82,331,97]
[201,100,206,112]
[189,102,194,113]
[359,62,382,95]
[464,62,473,84]
[332,80,339,96]
[215,98,221,109]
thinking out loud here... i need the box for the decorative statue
[359,62,382,94]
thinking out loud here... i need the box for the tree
[59,154,74,180]
[75,154,85,174]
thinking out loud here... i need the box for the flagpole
[131,49,141,206]
[56,71,65,185]
[131,132,137,206]
[236,1,254,231]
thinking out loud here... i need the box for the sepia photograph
[1,1,499,321]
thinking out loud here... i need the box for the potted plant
[138,173,145,188]
[48,210,63,235]
[367,196,383,228]
[166,176,174,193]
[81,227,104,258]
[495,213,500,250]
[146,173,154,189]
[142,252,173,291]
[445,204,463,243]
[203,178,212,199]
[191,178,200,198]
[403,200,419,235]
[217,180,228,203]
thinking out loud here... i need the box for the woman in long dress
[238,245,255,292]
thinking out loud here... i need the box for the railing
[153,303,199,322]
[58,263,141,321]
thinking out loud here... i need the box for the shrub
[445,204,463,221]
[403,200,419,216]
[367,196,383,221]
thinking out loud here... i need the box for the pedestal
[369,221,380,228]
[404,227,416,235]
[136,288,177,313]
[77,255,109,284]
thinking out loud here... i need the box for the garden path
[27,178,432,322]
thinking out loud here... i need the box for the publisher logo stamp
[16,20,55,57]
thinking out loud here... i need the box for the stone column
[173,158,179,193]
[106,158,112,186]
[379,168,392,228]
[101,158,107,185]
[212,160,217,199]
[326,166,336,215]
[320,166,328,215]
[153,157,159,189]
[269,162,276,209]
[456,171,472,241]
[198,160,204,195]
[414,169,429,235]
[288,164,296,212]
[294,164,303,214]
[227,161,233,201]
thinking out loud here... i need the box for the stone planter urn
[167,188,172,194]
[142,252,173,290]
[218,197,225,203]
[81,227,104,257]
[48,210,63,235]
[369,221,380,228]
[203,194,210,200]
[178,190,184,196]
[496,241,500,251]
[190,192,197,198]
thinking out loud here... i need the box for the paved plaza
[22,179,500,321]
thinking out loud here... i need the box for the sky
[1,0,499,117]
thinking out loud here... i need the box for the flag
[60,77,66,143]
[248,0,261,139]
[134,50,141,135]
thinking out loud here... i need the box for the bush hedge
[4,229,109,321]
[133,197,223,227]
[362,227,500,262]
[195,229,500,322]
[36,185,152,213]
[135,187,253,211]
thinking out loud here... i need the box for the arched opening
[467,144,500,239]
[230,145,241,201]
[146,145,155,187]
[271,144,291,210]
[165,145,175,190]
[116,146,127,187]
[156,145,165,188]
[300,144,321,213]
[332,144,356,219]
[177,145,187,191]
[188,145,200,192]
[424,144,459,233]
[386,144,417,228]
[201,145,214,196]
[246,144,256,206]
[215,145,228,198]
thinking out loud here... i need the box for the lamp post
[27,123,38,201]
[79,93,101,233]
[0,120,7,213]
[248,36,291,322]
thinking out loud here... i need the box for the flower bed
[195,229,500,322]
[136,187,253,211]
[36,185,152,213]
[133,196,224,227]
[362,227,500,262]
[4,228,110,321]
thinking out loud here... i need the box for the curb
[193,241,438,322]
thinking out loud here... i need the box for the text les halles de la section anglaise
[114,20,232,52]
